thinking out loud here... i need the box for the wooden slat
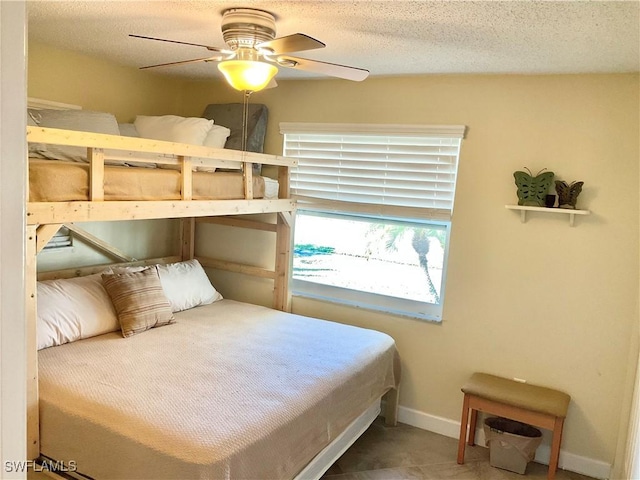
[27,199,297,225]
[274,213,292,312]
[244,162,254,200]
[27,127,298,167]
[278,165,290,199]
[88,147,105,201]
[25,225,39,459]
[102,151,241,170]
[196,216,277,232]
[35,224,62,253]
[181,218,195,261]
[197,256,276,279]
[63,223,136,262]
[37,256,182,281]
[180,156,193,201]
[278,211,293,228]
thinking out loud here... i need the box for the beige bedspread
[29,159,266,201]
[38,300,400,480]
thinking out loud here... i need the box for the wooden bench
[457,372,571,480]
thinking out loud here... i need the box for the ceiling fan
[131,8,369,92]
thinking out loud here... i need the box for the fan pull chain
[241,90,251,157]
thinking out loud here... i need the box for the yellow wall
[28,41,188,122]
[28,41,640,472]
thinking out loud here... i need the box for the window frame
[292,209,452,321]
[282,122,465,322]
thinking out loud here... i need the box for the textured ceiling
[28,1,640,82]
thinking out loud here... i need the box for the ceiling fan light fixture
[218,60,278,92]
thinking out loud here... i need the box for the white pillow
[157,259,223,312]
[197,125,232,173]
[37,273,119,350]
[28,109,124,165]
[203,124,231,148]
[134,115,214,145]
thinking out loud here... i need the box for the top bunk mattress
[29,159,276,202]
[38,299,400,480]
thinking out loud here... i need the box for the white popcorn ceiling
[27,1,639,81]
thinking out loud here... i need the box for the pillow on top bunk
[203,124,231,149]
[102,266,175,338]
[197,125,232,172]
[28,109,124,164]
[118,123,139,137]
[134,115,213,171]
[37,273,119,350]
[134,115,214,145]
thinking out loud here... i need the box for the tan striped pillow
[102,266,175,338]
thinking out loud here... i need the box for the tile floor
[322,418,597,480]
[26,418,598,480]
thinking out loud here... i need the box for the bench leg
[548,417,564,480]
[468,408,478,446]
[457,393,471,464]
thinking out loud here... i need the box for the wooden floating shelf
[505,205,590,227]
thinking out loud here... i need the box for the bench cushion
[462,373,570,418]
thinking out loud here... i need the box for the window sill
[291,291,442,324]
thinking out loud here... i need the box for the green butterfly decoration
[555,180,584,209]
[513,168,555,206]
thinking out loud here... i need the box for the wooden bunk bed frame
[25,120,400,469]
[25,123,298,459]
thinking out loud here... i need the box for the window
[42,227,73,252]
[281,123,465,322]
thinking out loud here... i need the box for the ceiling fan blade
[276,55,369,81]
[266,78,278,89]
[129,34,233,54]
[257,33,325,54]
[139,56,222,70]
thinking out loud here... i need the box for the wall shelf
[505,205,590,227]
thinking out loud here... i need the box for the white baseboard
[395,405,612,480]
[397,404,462,438]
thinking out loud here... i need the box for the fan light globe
[218,60,277,92]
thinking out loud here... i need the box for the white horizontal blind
[281,123,464,219]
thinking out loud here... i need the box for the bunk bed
[25,101,400,479]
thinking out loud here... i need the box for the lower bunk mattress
[38,299,400,479]
[29,159,277,202]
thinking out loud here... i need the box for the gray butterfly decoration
[555,181,584,209]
